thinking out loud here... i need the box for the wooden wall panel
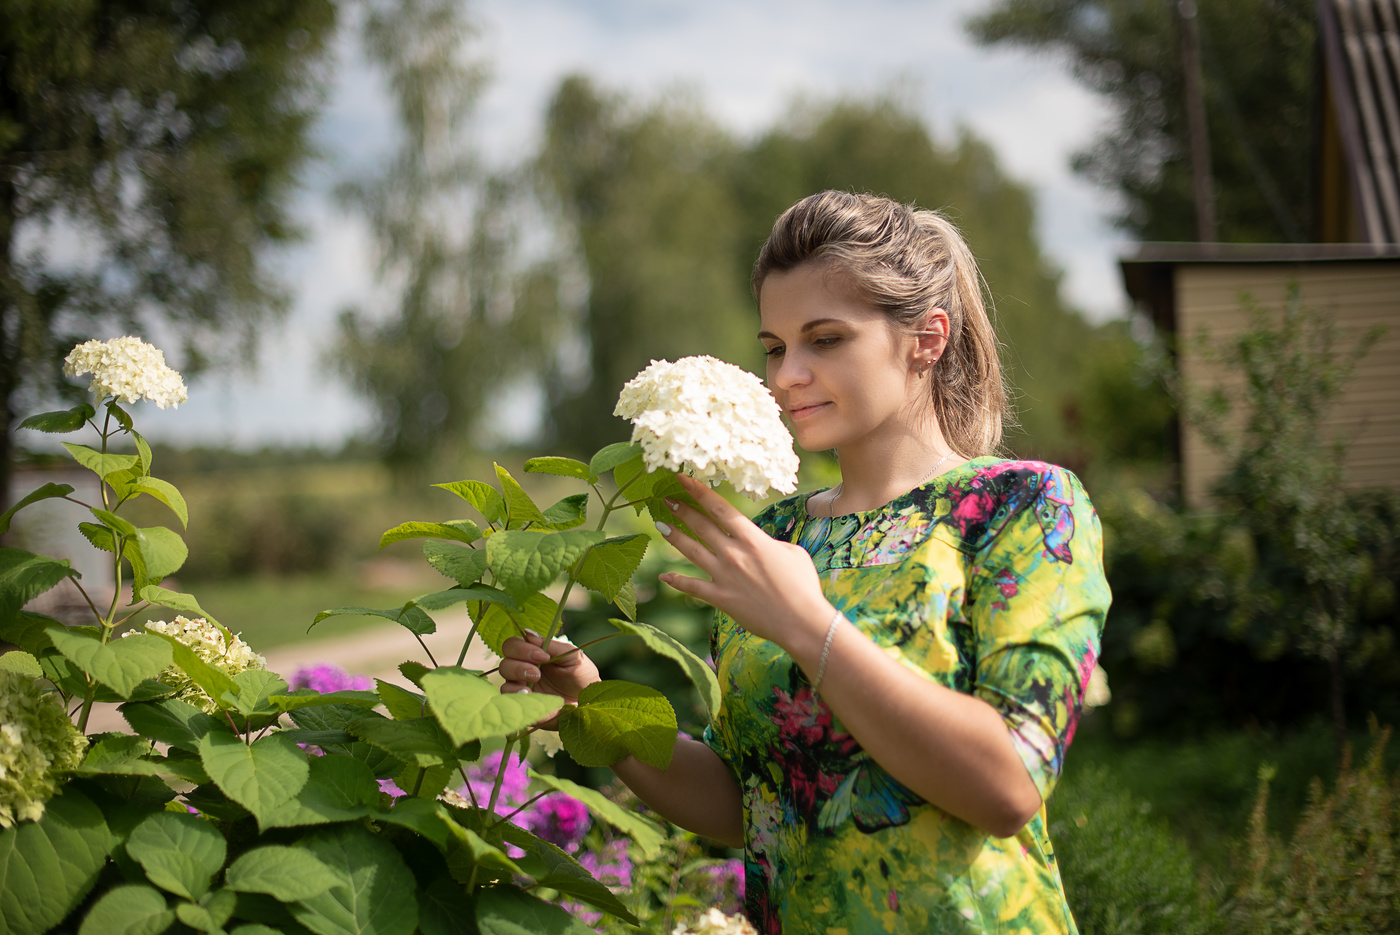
[1174,263,1400,507]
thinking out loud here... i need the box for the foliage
[1,0,337,497]
[0,358,728,933]
[1049,764,1216,935]
[1230,726,1400,934]
[968,0,1316,242]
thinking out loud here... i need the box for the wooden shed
[1121,244,1400,507]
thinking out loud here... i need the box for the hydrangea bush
[0,341,786,934]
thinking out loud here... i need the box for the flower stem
[486,735,516,817]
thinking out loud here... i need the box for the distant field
[129,568,443,652]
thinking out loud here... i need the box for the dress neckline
[800,455,996,521]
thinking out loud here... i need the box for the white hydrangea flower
[131,616,265,712]
[1084,664,1111,708]
[672,908,758,935]
[614,356,799,499]
[64,336,188,409]
[0,670,88,828]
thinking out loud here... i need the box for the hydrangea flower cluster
[672,908,759,935]
[454,750,591,851]
[614,356,799,499]
[290,664,373,693]
[704,859,746,914]
[131,616,265,712]
[63,336,188,409]
[0,671,88,828]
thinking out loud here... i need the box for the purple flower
[520,792,592,851]
[578,840,633,889]
[704,859,745,913]
[291,664,373,694]
[462,750,531,812]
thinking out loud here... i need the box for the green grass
[125,571,438,651]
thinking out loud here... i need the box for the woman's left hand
[656,474,834,656]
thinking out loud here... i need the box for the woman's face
[758,263,935,453]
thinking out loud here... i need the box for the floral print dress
[704,458,1110,934]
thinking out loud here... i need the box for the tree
[334,0,568,479]
[536,76,756,454]
[968,0,1316,243]
[1,0,338,503]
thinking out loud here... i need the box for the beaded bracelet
[811,610,845,699]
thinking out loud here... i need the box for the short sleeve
[968,466,1109,801]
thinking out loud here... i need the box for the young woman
[500,191,1110,934]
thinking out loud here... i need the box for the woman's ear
[916,308,951,363]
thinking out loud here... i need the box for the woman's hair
[751,190,1010,457]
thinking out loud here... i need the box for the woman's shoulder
[932,457,1096,559]
[749,490,817,539]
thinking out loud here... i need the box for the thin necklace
[825,448,958,518]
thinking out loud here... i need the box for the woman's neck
[824,423,965,515]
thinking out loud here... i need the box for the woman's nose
[769,353,809,390]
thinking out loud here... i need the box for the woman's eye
[814,336,841,348]
[764,345,784,358]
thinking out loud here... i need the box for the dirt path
[84,610,494,734]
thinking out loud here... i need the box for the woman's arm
[498,631,744,846]
[656,475,1042,838]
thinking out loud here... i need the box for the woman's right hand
[498,630,601,728]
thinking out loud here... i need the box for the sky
[134,0,1129,449]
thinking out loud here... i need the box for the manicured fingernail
[655,521,672,536]
[523,628,542,641]
[529,649,550,663]
[664,499,680,510]
[524,668,539,681]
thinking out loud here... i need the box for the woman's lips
[787,402,831,420]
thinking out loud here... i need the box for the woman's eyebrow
[756,317,847,341]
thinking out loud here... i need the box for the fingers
[674,474,753,537]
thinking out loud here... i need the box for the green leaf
[62,442,140,480]
[475,885,595,935]
[526,770,666,859]
[77,884,173,935]
[524,456,591,480]
[422,667,563,747]
[79,733,157,775]
[225,845,342,902]
[230,670,290,717]
[445,826,525,884]
[587,442,642,481]
[256,754,381,830]
[414,584,516,613]
[47,627,173,699]
[558,680,677,770]
[176,888,236,932]
[122,536,155,596]
[119,697,225,753]
[198,732,309,825]
[18,402,95,434]
[0,650,42,678]
[0,789,115,935]
[477,592,557,655]
[311,604,435,637]
[269,689,381,714]
[230,925,284,935]
[417,874,477,935]
[145,631,238,710]
[378,797,456,851]
[138,586,222,629]
[76,522,115,554]
[433,480,505,525]
[575,535,650,602]
[494,463,548,527]
[0,483,75,535]
[614,580,637,621]
[484,529,604,601]
[0,548,78,622]
[0,611,59,657]
[608,618,721,717]
[380,520,482,550]
[398,661,431,688]
[288,824,418,935]
[539,493,589,530]
[130,428,154,476]
[377,680,428,721]
[129,525,187,580]
[107,400,135,432]
[348,716,459,768]
[125,811,227,900]
[395,761,454,801]
[128,478,188,528]
[421,541,488,586]
[497,823,638,923]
